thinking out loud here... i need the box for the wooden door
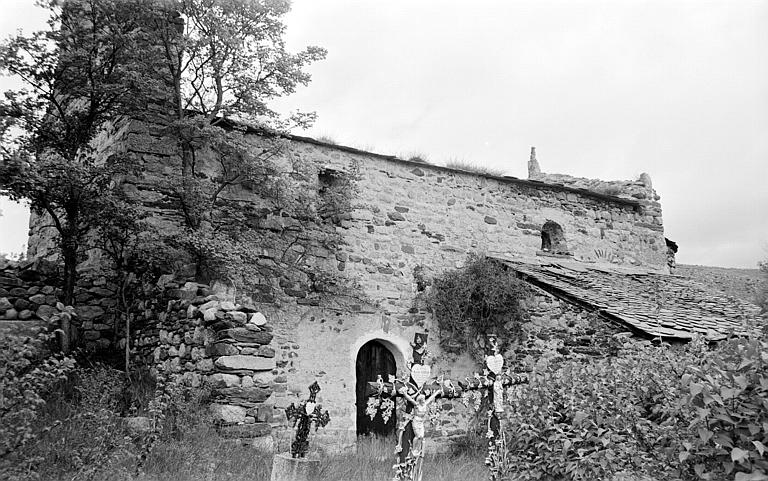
[356,340,397,436]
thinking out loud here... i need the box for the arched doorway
[356,340,397,436]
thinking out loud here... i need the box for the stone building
[6,122,760,452]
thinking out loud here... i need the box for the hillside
[676,264,765,305]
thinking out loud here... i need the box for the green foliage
[677,338,768,480]
[504,336,768,481]
[151,0,326,130]
[427,254,527,356]
[0,331,76,475]
[505,340,695,480]
[28,365,136,481]
[0,0,150,303]
[140,0,327,226]
[0,356,215,481]
[132,0,337,292]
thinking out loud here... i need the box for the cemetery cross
[285,381,331,458]
[365,332,526,481]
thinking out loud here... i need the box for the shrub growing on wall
[427,254,526,356]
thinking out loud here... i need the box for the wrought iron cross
[365,332,526,481]
[285,381,331,458]
[458,333,526,480]
[366,333,463,481]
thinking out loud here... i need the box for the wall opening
[355,340,397,437]
[317,167,347,221]
[541,220,569,255]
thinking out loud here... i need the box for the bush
[0,331,75,464]
[676,337,768,480]
[427,254,527,356]
[0,355,135,481]
[505,339,696,480]
[504,336,768,481]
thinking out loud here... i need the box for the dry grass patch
[445,159,505,177]
[135,434,486,481]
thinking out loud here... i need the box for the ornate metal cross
[285,381,331,458]
[459,332,526,480]
[365,332,454,481]
[365,332,526,481]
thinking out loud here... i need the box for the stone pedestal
[270,452,320,481]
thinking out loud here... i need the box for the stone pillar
[270,452,320,481]
[528,146,541,178]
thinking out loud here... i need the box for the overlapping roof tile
[500,260,760,341]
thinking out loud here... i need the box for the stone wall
[527,147,659,204]
[22,123,671,447]
[517,284,629,363]
[131,279,280,445]
[0,262,115,347]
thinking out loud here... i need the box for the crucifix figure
[400,385,442,453]
[366,333,459,481]
[285,381,331,458]
[365,332,526,481]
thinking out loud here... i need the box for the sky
[1,0,767,268]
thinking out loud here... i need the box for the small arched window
[541,221,569,255]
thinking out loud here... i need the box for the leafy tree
[143,0,326,224]
[1,0,329,303]
[135,0,327,284]
[91,193,167,370]
[0,0,154,304]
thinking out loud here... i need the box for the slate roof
[500,260,760,341]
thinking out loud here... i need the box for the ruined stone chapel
[2,123,760,452]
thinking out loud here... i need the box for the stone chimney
[528,146,541,178]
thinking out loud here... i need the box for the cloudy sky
[1,0,767,268]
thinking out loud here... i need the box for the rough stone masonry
[18,121,758,453]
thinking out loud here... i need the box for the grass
[4,363,487,481]
[314,134,338,145]
[135,431,486,481]
[4,366,486,481]
[444,159,505,177]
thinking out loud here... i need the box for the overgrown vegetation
[405,152,431,164]
[505,336,768,481]
[315,134,338,145]
[0,331,75,466]
[0,332,209,481]
[427,254,527,357]
[0,0,151,305]
[0,330,483,481]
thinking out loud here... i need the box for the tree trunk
[125,313,131,372]
[61,241,78,306]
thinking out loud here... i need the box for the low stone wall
[0,263,115,346]
[131,280,279,444]
[519,284,629,364]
